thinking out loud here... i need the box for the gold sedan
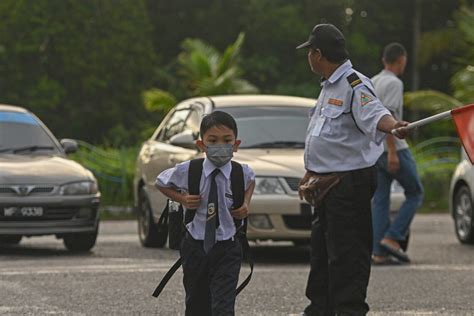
[134,95,314,247]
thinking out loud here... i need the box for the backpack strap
[185,158,205,225]
[230,161,253,295]
[151,257,182,298]
[230,161,245,231]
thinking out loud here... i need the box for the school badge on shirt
[360,92,374,106]
[207,203,216,218]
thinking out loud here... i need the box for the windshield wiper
[11,145,55,153]
[242,141,305,149]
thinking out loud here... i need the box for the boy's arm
[157,185,201,209]
[230,180,255,219]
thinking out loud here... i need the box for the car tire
[63,226,98,252]
[0,235,22,244]
[138,187,167,248]
[454,185,474,244]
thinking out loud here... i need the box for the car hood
[0,154,94,185]
[233,149,305,178]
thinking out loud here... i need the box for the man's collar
[203,158,231,179]
[326,60,352,84]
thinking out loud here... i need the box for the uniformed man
[296,24,409,316]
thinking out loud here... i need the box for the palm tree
[143,33,258,113]
[178,32,258,96]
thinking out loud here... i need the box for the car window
[183,108,202,136]
[0,111,60,154]
[220,106,310,148]
[160,109,191,142]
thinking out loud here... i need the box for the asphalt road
[2,214,474,315]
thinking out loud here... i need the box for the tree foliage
[0,0,157,145]
[0,0,469,145]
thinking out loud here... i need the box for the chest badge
[360,92,374,106]
[207,203,216,216]
[328,98,343,106]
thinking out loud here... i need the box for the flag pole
[391,110,452,135]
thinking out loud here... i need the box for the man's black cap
[296,24,347,53]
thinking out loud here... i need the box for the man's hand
[180,194,201,209]
[298,171,313,200]
[387,151,400,174]
[231,203,249,219]
[392,121,410,139]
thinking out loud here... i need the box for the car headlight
[253,177,285,195]
[60,181,98,195]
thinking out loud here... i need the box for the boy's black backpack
[152,158,253,298]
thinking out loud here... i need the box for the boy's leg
[304,205,332,315]
[387,149,424,241]
[208,239,242,316]
[372,154,393,256]
[181,235,211,316]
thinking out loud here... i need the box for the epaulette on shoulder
[347,72,362,88]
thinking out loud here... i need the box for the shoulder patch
[347,72,362,88]
[360,92,374,106]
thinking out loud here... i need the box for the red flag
[452,104,474,164]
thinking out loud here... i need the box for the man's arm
[377,114,409,139]
[386,134,400,173]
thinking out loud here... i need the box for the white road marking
[2,261,474,276]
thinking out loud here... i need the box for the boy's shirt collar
[203,158,232,179]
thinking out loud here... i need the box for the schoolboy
[155,111,255,316]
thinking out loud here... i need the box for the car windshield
[0,111,60,154]
[221,106,310,149]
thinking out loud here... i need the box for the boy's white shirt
[156,158,255,241]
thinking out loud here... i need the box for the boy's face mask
[206,144,234,167]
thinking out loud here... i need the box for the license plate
[4,207,43,217]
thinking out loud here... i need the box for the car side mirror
[169,131,197,150]
[60,139,78,154]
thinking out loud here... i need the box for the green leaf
[142,89,176,113]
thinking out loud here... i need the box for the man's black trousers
[181,233,242,316]
[304,166,377,316]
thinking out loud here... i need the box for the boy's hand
[181,194,201,209]
[231,203,249,219]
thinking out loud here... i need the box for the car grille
[284,177,301,191]
[0,185,56,197]
[0,207,77,221]
[282,204,312,230]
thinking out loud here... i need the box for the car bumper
[0,194,100,236]
[246,194,311,241]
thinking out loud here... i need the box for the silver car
[0,104,100,251]
[450,148,474,243]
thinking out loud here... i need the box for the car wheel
[454,185,474,244]
[0,235,22,244]
[138,187,167,248]
[63,226,98,252]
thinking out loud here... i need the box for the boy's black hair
[383,43,407,64]
[200,110,238,138]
